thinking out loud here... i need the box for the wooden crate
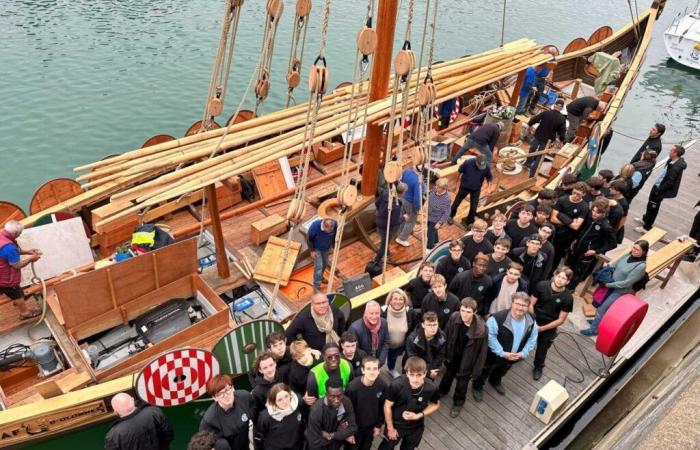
[313,141,345,165]
[253,236,301,286]
[372,266,406,287]
[252,160,289,199]
[250,214,288,245]
[215,181,242,211]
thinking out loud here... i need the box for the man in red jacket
[0,221,41,320]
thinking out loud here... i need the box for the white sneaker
[634,217,644,224]
[395,238,410,247]
[633,226,648,234]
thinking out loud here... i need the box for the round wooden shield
[563,37,588,54]
[213,320,284,376]
[141,135,175,149]
[29,178,84,215]
[541,44,560,56]
[226,110,256,127]
[424,239,452,266]
[327,293,351,321]
[505,200,526,219]
[135,348,219,407]
[185,120,221,137]
[0,201,26,227]
[334,81,353,91]
[587,26,613,46]
[586,122,603,170]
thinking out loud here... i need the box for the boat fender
[596,294,648,357]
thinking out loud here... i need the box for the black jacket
[655,157,687,199]
[444,312,488,378]
[104,405,173,450]
[528,109,566,143]
[420,292,460,329]
[448,270,493,312]
[404,325,447,372]
[484,273,529,317]
[404,276,432,310]
[630,136,662,163]
[256,403,303,450]
[435,255,471,287]
[286,305,346,352]
[572,216,617,256]
[199,391,253,450]
[250,374,279,424]
[305,397,358,450]
[511,247,548,293]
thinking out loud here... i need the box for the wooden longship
[4,1,697,449]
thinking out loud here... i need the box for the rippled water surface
[1,0,698,207]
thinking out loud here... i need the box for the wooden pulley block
[286,198,306,223]
[417,82,436,107]
[383,161,402,184]
[208,97,223,116]
[255,78,270,100]
[394,50,415,77]
[231,0,245,7]
[286,70,301,89]
[336,184,358,208]
[356,27,378,56]
[308,62,329,95]
[295,0,312,17]
[408,146,424,166]
[267,0,284,19]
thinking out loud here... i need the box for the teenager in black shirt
[404,262,434,310]
[435,240,470,287]
[448,254,493,315]
[306,379,358,450]
[266,331,292,383]
[379,357,440,450]
[607,179,630,243]
[346,356,387,450]
[485,212,508,245]
[530,268,574,380]
[460,219,494,263]
[339,331,367,377]
[567,199,618,286]
[420,274,460,330]
[256,383,304,450]
[551,181,589,270]
[486,237,513,278]
[199,375,253,450]
[504,205,538,255]
[519,223,556,276]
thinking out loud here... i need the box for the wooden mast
[361,0,399,196]
[205,184,230,279]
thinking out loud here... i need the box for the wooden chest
[313,141,345,165]
[250,214,288,245]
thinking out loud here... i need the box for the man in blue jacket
[449,156,492,227]
[349,301,389,367]
[308,218,337,290]
[395,167,423,247]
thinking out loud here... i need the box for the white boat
[664,1,700,70]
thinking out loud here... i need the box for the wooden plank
[253,236,301,286]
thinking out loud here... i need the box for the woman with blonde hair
[381,288,418,377]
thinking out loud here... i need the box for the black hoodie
[404,276,432,310]
[305,396,358,450]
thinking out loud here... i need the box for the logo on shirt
[297,413,303,422]
[536,261,543,268]
[443,308,451,314]
[499,268,505,273]
[377,392,383,398]
[573,208,578,214]
[417,397,423,402]
[241,413,249,422]
[478,286,484,292]
[458,268,464,273]
[555,298,561,303]
[595,224,600,231]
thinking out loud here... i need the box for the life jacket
[310,360,351,398]
[0,231,21,288]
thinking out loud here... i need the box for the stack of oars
[23,39,551,229]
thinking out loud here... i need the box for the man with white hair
[349,301,389,366]
[104,392,173,450]
[0,220,41,319]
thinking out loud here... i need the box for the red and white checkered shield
[135,348,220,407]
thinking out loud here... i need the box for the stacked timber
[21,39,552,235]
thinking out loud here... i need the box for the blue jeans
[387,345,405,371]
[516,91,531,114]
[451,136,492,165]
[590,289,627,332]
[528,137,547,177]
[397,202,417,241]
[427,222,439,249]
[312,249,330,289]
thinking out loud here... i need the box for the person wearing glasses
[460,219,494,264]
[404,312,447,381]
[305,343,353,406]
[435,240,471,288]
[199,374,253,450]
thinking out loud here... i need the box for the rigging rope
[254,0,285,116]
[285,0,312,107]
[268,0,333,318]
[326,0,377,293]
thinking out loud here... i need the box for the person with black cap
[449,155,492,227]
[526,99,567,177]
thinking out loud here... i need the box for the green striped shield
[213,320,283,375]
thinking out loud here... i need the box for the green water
[1,0,698,448]
[1,0,698,212]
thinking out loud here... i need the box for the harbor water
[0,0,698,209]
